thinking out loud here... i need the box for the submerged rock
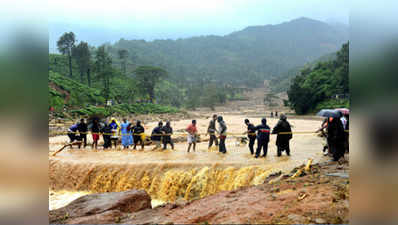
[49,189,151,224]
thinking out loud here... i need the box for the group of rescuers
[67,112,347,161]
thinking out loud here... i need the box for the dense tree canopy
[57,32,76,77]
[72,41,91,84]
[287,42,349,114]
[133,66,167,103]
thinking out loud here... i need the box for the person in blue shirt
[255,118,270,158]
[67,123,79,143]
[120,118,133,149]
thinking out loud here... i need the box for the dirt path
[194,80,290,115]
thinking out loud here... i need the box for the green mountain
[107,17,348,87]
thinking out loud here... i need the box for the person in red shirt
[186,120,198,152]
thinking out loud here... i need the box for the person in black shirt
[133,120,145,150]
[217,116,227,154]
[207,114,218,149]
[91,118,101,149]
[162,121,174,150]
[243,119,256,155]
[77,118,88,148]
[255,118,270,158]
[272,114,292,156]
[151,121,163,150]
[327,115,345,161]
[101,123,112,149]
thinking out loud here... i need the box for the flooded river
[49,114,326,209]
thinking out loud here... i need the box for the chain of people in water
[63,112,348,161]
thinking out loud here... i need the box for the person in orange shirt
[186,120,198,152]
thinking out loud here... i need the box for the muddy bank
[50,159,349,224]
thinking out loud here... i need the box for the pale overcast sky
[45,0,348,51]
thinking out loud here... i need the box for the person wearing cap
[217,116,228,153]
[207,114,219,149]
[272,114,293,156]
[255,118,270,158]
[133,120,145,150]
[162,121,174,150]
[243,119,256,155]
[151,121,163,150]
[186,120,198,152]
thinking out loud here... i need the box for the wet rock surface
[50,160,349,224]
[49,189,151,224]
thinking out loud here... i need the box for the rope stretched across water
[51,130,349,137]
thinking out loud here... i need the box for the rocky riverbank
[49,158,349,224]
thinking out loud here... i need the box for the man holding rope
[272,114,292,156]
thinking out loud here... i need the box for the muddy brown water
[49,115,327,209]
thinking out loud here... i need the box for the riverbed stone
[49,189,151,224]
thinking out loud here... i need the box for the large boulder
[49,189,151,224]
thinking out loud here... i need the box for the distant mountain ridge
[103,17,348,87]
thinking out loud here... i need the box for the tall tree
[117,49,128,74]
[134,66,167,103]
[57,32,76,78]
[72,41,91,84]
[95,45,113,102]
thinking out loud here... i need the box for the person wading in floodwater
[243,119,256,155]
[151,121,163,150]
[207,114,219,150]
[77,118,88,148]
[101,122,112,149]
[133,120,145,150]
[162,121,174,150]
[255,118,270,158]
[121,118,133,149]
[186,120,198,152]
[272,114,293,156]
[91,118,101,149]
[217,116,228,154]
[109,118,120,149]
[67,122,80,148]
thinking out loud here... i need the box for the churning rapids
[49,114,326,209]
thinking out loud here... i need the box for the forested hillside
[107,17,347,87]
[49,17,348,115]
[287,42,349,114]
